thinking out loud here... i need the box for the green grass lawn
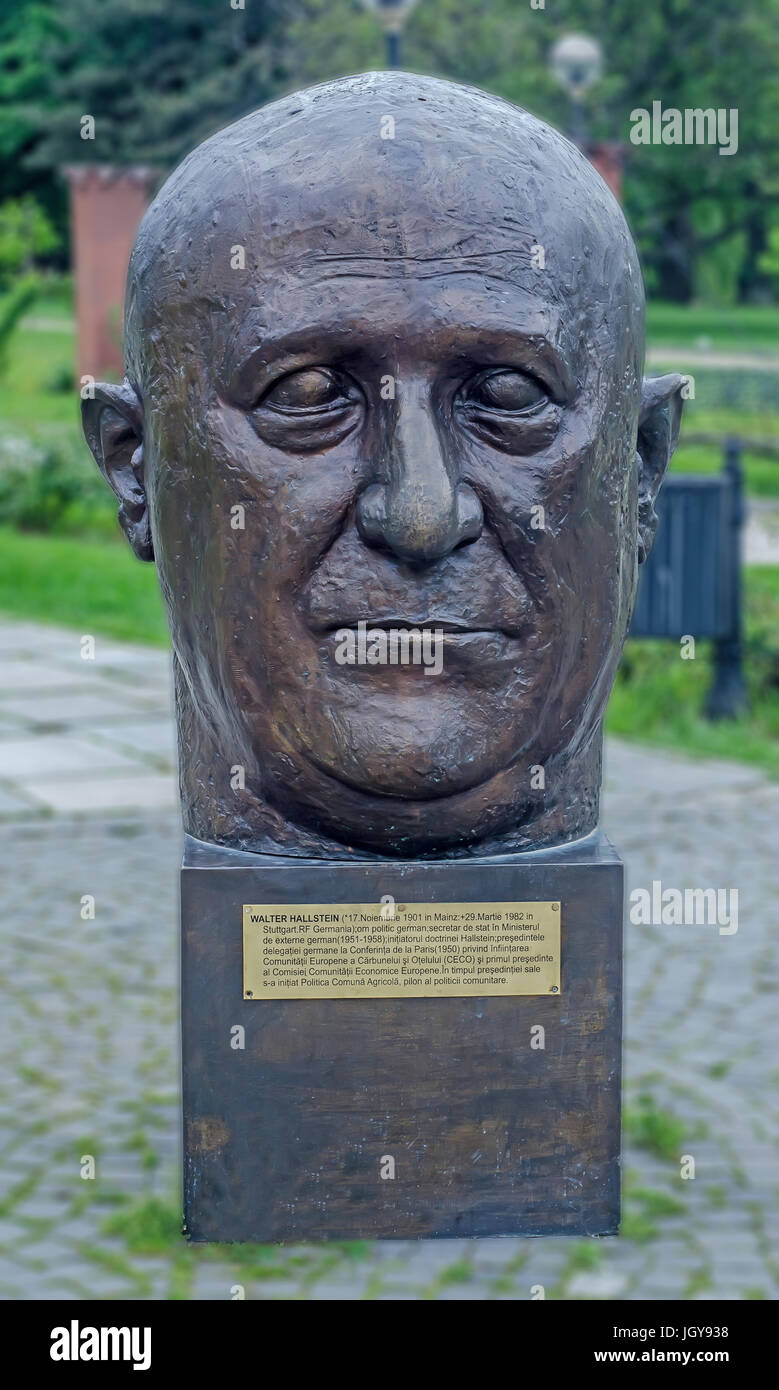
[673,409,779,445]
[607,563,779,776]
[0,528,777,772]
[0,526,167,645]
[672,442,779,497]
[647,302,779,353]
[0,287,79,434]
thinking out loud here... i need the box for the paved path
[647,346,779,372]
[0,619,777,1301]
[745,499,779,565]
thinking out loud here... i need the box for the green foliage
[540,0,779,305]
[0,433,115,535]
[46,363,75,394]
[662,367,779,418]
[23,0,291,170]
[567,1239,604,1271]
[672,444,779,500]
[623,1093,687,1161]
[0,279,76,428]
[0,4,57,154]
[684,1267,714,1298]
[608,567,779,775]
[0,196,59,289]
[619,1208,660,1243]
[707,1059,731,1079]
[0,274,38,370]
[0,1,63,234]
[103,1196,182,1255]
[741,565,779,696]
[758,224,779,295]
[1,0,777,302]
[290,0,779,304]
[421,1257,475,1299]
[627,1185,685,1220]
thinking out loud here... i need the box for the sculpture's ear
[637,373,686,564]
[82,381,152,561]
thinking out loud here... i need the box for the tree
[22,0,290,169]
[287,0,779,303]
[536,0,779,304]
[0,2,64,230]
[3,0,778,303]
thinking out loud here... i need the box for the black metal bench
[629,440,747,718]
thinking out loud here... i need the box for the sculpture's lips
[318,618,523,638]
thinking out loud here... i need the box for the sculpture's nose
[356,380,483,565]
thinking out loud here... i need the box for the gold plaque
[242,901,560,999]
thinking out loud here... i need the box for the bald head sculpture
[83,72,683,858]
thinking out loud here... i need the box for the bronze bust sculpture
[81,73,672,1240]
[84,71,683,861]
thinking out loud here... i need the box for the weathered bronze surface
[83,71,683,860]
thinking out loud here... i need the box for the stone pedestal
[181,831,623,1241]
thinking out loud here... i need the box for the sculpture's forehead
[224,127,577,265]
[127,78,643,372]
[147,120,620,290]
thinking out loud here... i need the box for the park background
[0,0,777,1301]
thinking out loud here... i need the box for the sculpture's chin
[312,759,489,802]
[274,787,508,857]
[263,686,532,804]
[290,724,523,803]
[257,732,531,856]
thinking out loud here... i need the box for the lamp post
[360,0,419,70]
[549,33,603,146]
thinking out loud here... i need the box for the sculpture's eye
[249,365,361,452]
[261,368,349,412]
[465,369,547,413]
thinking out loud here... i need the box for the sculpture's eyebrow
[225,309,575,405]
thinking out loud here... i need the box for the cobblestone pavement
[0,619,777,1301]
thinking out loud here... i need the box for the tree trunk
[653,211,696,303]
[737,182,773,304]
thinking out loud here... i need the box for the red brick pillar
[63,165,157,383]
[586,142,624,202]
